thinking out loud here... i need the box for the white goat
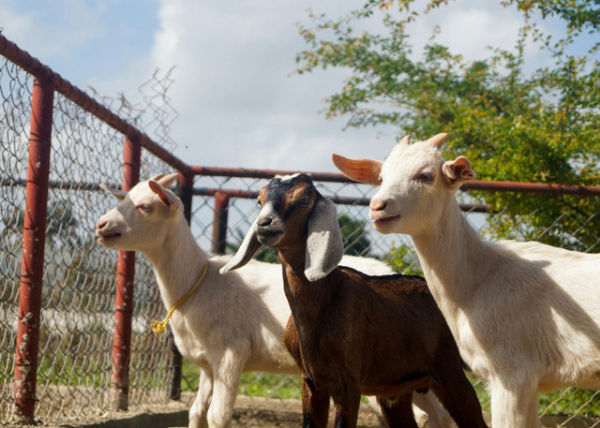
[333,133,600,428]
[95,173,451,428]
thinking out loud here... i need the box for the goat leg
[431,363,488,428]
[377,394,418,428]
[301,377,329,428]
[188,368,213,428]
[331,384,361,428]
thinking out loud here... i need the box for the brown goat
[220,173,487,428]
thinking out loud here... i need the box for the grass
[3,350,598,419]
[181,361,302,399]
[468,373,600,418]
[182,362,600,418]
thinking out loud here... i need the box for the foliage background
[294,0,600,252]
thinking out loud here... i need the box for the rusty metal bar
[190,166,600,196]
[461,180,600,196]
[212,191,230,254]
[164,173,195,401]
[190,165,352,183]
[178,173,195,226]
[0,178,117,192]
[192,187,490,212]
[109,136,141,411]
[13,77,54,423]
[0,34,190,175]
[194,188,258,199]
[2,175,600,198]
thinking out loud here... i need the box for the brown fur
[257,175,487,428]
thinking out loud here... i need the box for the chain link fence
[1,34,599,426]
[0,35,181,424]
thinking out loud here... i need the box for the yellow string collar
[152,263,208,334]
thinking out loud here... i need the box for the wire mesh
[1,38,599,426]
[0,52,181,424]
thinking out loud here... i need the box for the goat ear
[148,180,176,207]
[426,133,449,149]
[99,183,127,200]
[157,172,179,189]
[332,154,382,186]
[304,197,344,282]
[150,173,165,182]
[219,218,263,274]
[442,156,475,188]
[398,135,411,146]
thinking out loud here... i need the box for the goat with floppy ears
[220,173,487,428]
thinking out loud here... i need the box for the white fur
[96,174,449,428]
[339,136,600,428]
[276,173,302,182]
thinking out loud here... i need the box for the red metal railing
[190,165,600,195]
[13,77,54,423]
[109,136,142,410]
[2,32,600,424]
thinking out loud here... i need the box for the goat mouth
[97,232,122,243]
[371,214,401,228]
[256,229,282,245]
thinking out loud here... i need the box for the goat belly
[361,375,434,397]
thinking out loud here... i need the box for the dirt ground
[229,395,385,428]
[7,393,385,428]
[5,392,599,427]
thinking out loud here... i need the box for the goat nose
[257,216,273,227]
[96,220,107,231]
[370,199,387,211]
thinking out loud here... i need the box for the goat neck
[410,197,497,313]
[277,244,339,328]
[143,215,209,310]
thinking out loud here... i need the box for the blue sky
[0,0,158,85]
[0,0,551,172]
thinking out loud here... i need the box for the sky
[0,0,550,173]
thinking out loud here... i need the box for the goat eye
[137,204,152,213]
[416,172,433,182]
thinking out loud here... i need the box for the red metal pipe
[164,173,195,401]
[192,187,489,212]
[109,136,141,411]
[212,192,230,254]
[0,34,190,175]
[178,172,195,225]
[461,180,600,196]
[191,165,600,196]
[194,188,258,199]
[190,165,352,183]
[13,77,54,423]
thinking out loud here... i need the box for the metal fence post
[211,191,229,255]
[165,172,194,401]
[109,135,141,411]
[13,77,54,423]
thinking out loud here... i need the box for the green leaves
[295,0,600,251]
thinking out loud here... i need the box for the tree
[295,0,600,251]
[338,213,371,256]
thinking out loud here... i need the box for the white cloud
[144,0,545,172]
[0,0,547,173]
